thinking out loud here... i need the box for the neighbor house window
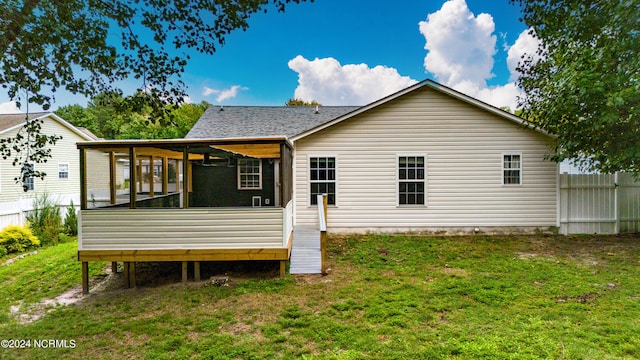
[503,153,522,185]
[310,157,336,205]
[237,158,262,189]
[398,156,425,205]
[58,163,69,180]
[23,163,35,191]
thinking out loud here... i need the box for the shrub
[0,246,6,258]
[26,192,62,246]
[64,201,78,236]
[0,225,39,254]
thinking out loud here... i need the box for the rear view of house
[77,79,559,290]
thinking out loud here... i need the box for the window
[237,158,262,189]
[503,154,521,185]
[58,163,69,180]
[23,163,35,191]
[398,156,425,205]
[310,157,336,205]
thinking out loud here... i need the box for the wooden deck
[289,225,322,274]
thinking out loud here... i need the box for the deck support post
[182,261,188,282]
[129,262,136,289]
[123,262,131,288]
[111,262,118,274]
[82,262,89,294]
[194,261,201,281]
[279,261,286,278]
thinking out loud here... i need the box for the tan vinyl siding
[79,208,286,250]
[294,87,557,231]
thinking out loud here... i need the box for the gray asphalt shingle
[185,106,359,139]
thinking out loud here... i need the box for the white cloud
[288,55,418,106]
[202,85,248,102]
[506,29,541,81]
[0,101,21,113]
[418,0,540,110]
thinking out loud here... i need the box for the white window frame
[502,153,523,185]
[308,155,337,206]
[58,163,69,180]
[397,154,427,206]
[237,158,262,190]
[23,163,35,192]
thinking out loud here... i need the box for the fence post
[614,172,619,234]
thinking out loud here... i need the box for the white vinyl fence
[0,194,79,230]
[559,173,640,235]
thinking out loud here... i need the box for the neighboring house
[76,79,558,291]
[0,112,97,228]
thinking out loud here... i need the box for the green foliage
[26,193,62,246]
[56,98,209,140]
[63,201,78,236]
[285,98,322,106]
[0,246,6,258]
[0,225,39,254]
[511,0,640,174]
[2,0,308,188]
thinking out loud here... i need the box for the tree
[285,98,321,106]
[1,0,309,189]
[510,0,639,174]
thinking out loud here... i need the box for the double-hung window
[23,163,35,191]
[237,158,262,190]
[398,156,425,205]
[502,154,522,185]
[58,163,69,180]
[310,157,336,205]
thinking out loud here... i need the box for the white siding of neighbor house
[293,87,558,232]
[0,116,90,227]
[80,202,293,250]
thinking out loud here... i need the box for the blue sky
[0,0,539,113]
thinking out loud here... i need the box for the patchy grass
[1,234,640,359]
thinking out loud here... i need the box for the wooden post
[182,147,189,208]
[149,156,155,198]
[129,148,137,208]
[162,156,169,195]
[123,262,131,288]
[109,151,117,205]
[82,262,89,294]
[182,261,188,282]
[321,194,328,275]
[79,148,87,210]
[194,261,201,281]
[111,262,118,274]
[129,262,136,289]
[279,260,286,278]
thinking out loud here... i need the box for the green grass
[1,234,640,359]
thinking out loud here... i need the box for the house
[0,112,97,228]
[76,79,558,291]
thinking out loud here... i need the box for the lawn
[1,234,639,359]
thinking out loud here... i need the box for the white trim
[397,154,427,206]
[502,152,523,186]
[237,158,262,190]
[307,154,338,207]
[0,113,96,141]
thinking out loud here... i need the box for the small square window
[310,157,336,205]
[399,156,426,205]
[58,163,69,180]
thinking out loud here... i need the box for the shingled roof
[0,112,50,132]
[185,106,359,139]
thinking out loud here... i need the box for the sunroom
[76,137,294,293]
